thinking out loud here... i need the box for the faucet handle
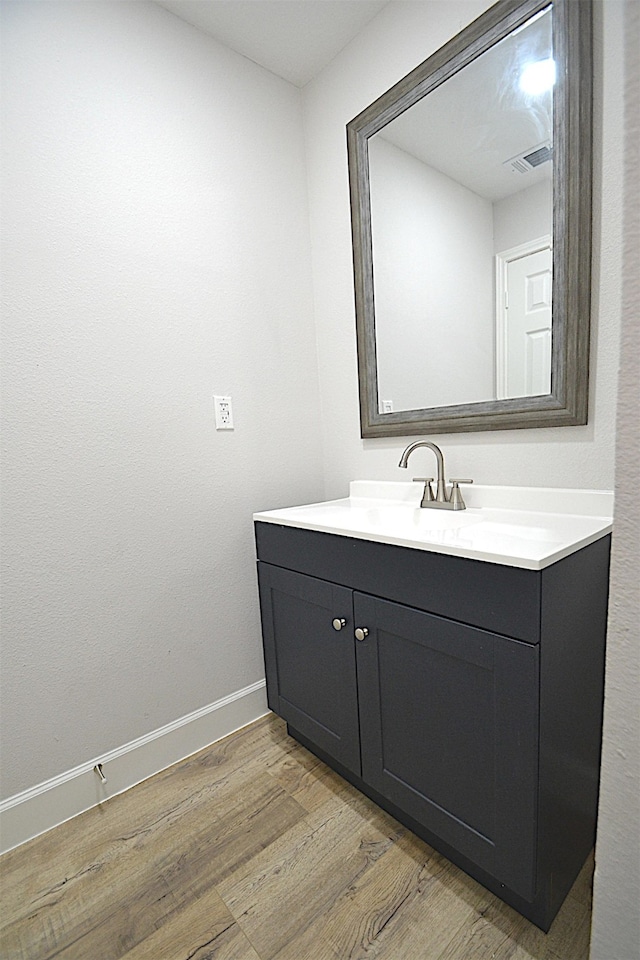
[412,477,434,503]
[449,479,473,510]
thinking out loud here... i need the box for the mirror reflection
[369,6,553,414]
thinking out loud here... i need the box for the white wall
[590,3,640,957]
[370,137,494,410]
[493,179,552,254]
[0,0,323,800]
[303,0,622,497]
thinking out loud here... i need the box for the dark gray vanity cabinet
[255,521,610,931]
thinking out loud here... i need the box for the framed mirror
[347,0,592,437]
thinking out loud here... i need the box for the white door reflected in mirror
[496,239,552,399]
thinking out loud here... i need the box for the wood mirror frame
[347,0,592,438]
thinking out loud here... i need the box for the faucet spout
[398,440,448,502]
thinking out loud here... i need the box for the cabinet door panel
[355,593,538,900]
[258,563,360,775]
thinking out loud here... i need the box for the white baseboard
[0,680,268,856]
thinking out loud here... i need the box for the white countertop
[254,481,613,570]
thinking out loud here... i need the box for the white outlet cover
[214,395,234,430]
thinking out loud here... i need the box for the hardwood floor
[0,714,594,960]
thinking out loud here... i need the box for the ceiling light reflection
[519,58,556,95]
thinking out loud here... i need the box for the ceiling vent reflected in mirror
[505,141,552,174]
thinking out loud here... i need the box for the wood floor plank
[217,796,398,960]
[0,716,285,923]
[1,762,305,958]
[156,768,308,894]
[120,885,261,960]
[435,905,517,960]
[271,831,488,960]
[264,734,406,842]
[261,738,330,806]
[434,880,592,960]
[1,831,184,960]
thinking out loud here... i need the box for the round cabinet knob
[332,618,347,631]
[355,627,369,641]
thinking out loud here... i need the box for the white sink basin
[254,481,613,570]
[300,501,481,532]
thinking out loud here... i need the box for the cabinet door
[355,593,539,900]
[258,563,360,775]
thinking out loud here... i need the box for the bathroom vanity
[254,482,612,931]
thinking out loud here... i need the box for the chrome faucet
[398,440,473,510]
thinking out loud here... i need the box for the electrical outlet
[214,395,234,430]
[381,400,394,413]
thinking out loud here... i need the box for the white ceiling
[155,0,389,87]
